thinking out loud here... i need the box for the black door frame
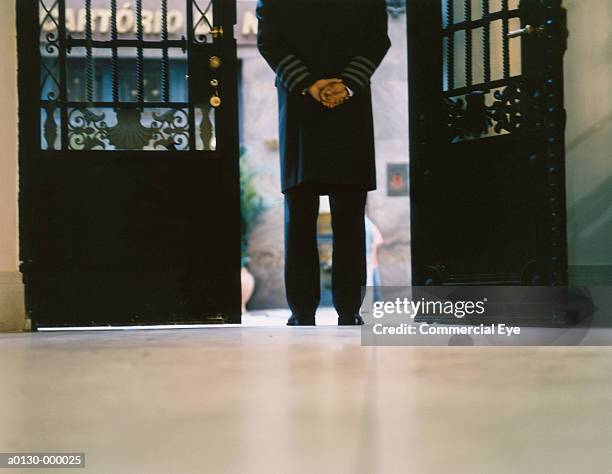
[17,0,242,328]
[406,0,568,286]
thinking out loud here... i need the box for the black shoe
[338,315,364,326]
[287,315,316,326]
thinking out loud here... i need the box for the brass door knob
[209,56,221,71]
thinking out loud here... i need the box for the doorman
[256,0,391,325]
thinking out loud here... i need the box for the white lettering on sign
[40,3,261,41]
[241,11,258,37]
[41,4,197,36]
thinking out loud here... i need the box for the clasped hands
[307,78,350,109]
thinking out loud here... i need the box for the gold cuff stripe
[276,54,297,74]
[354,56,376,70]
[349,60,373,77]
[287,71,310,92]
[279,60,305,83]
[344,66,370,84]
[284,65,308,89]
[342,71,367,88]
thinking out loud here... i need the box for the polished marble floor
[1,312,611,473]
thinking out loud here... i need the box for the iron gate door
[407,0,568,286]
[18,0,241,327]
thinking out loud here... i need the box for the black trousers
[284,183,367,319]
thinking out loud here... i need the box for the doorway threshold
[37,308,340,331]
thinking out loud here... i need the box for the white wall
[0,0,26,331]
[0,1,19,272]
[564,0,612,267]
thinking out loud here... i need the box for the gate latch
[211,26,224,39]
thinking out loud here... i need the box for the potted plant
[240,153,265,314]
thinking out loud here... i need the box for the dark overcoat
[256,0,391,193]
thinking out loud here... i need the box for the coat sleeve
[256,0,316,94]
[339,0,391,94]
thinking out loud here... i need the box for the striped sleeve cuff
[275,54,315,93]
[339,56,377,91]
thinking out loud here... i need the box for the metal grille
[442,0,524,142]
[39,0,218,151]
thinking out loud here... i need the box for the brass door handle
[507,24,544,38]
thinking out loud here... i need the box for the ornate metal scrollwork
[197,105,215,151]
[42,104,59,150]
[68,108,191,151]
[40,0,62,150]
[67,108,109,150]
[39,0,61,102]
[193,0,215,44]
[445,83,523,141]
[446,92,492,140]
[488,83,522,134]
[38,0,216,152]
[107,109,155,150]
[151,109,190,150]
